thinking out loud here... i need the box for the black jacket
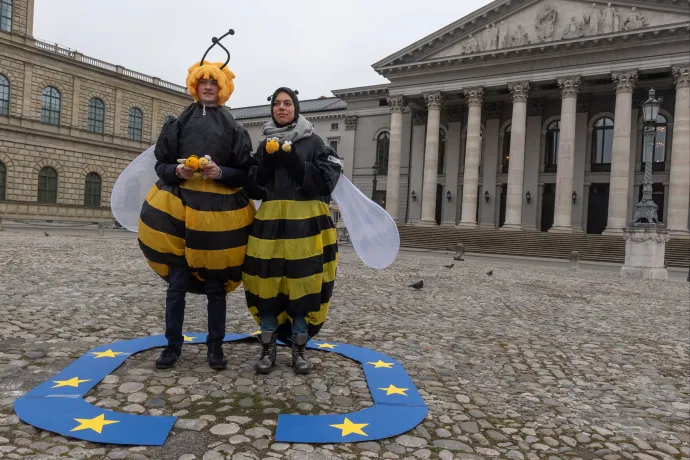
[251,134,341,203]
[154,102,254,188]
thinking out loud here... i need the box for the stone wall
[0,55,24,117]
[30,65,74,124]
[78,78,117,134]
[119,91,153,142]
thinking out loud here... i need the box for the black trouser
[165,265,226,346]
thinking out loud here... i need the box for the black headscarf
[269,87,300,126]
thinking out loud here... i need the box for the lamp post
[371,163,379,202]
[632,88,662,224]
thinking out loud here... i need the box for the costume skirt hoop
[242,199,338,343]
[138,175,255,294]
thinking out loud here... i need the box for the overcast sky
[33,0,487,108]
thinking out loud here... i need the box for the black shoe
[155,344,181,369]
[255,331,277,374]
[207,342,227,370]
[292,333,312,375]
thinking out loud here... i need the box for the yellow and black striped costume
[243,134,341,344]
[138,102,256,294]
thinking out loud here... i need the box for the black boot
[292,333,312,375]
[155,344,181,369]
[207,342,227,370]
[255,331,277,374]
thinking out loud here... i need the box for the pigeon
[408,280,423,290]
[486,270,493,276]
[444,264,454,269]
[44,232,50,237]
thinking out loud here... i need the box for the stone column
[459,87,484,227]
[502,82,530,230]
[385,95,405,221]
[443,114,463,226]
[113,88,124,137]
[551,76,581,233]
[667,66,690,237]
[480,117,501,228]
[407,112,427,224]
[420,92,443,225]
[341,115,358,180]
[151,99,161,141]
[604,71,638,234]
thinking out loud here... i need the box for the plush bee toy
[177,155,212,173]
[265,138,292,155]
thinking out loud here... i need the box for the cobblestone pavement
[0,231,688,460]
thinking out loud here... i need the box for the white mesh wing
[332,175,400,269]
[110,145,158,233]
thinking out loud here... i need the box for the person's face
[273,92,296,125]
[197,78,219,104]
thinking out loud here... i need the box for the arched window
[502,124,512,174]
[84,172,101,207]
[0,74,8,116]
[642,114,668,172]
[128,107,143,141]
[376,131,390,175]
[87,98,105,133]
[41,87,61,126]
[37,167,58,203]
[0,0,12,32]
[545,120,560,173]
[592,117,614,172]
[0,161,6,201]
[437,129,446,175]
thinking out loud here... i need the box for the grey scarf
[262,114,314,143]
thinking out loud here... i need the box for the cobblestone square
[0,230,688,460]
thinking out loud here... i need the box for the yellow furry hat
[186,30,237,106]
[186,61,236,106]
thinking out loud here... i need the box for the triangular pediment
[374,0,690,68]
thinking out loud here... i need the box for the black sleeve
[215,125,254,188]
[154,118,183,185]
[299,143,342,197]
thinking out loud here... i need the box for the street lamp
[484,190,490,203]
[371,163,379,202]
[525,190,531,204]
[632,88,662,224]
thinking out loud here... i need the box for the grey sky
[33,0,486,108]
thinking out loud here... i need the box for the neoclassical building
[0,0,190,222]
[1,0,688,241]
[324,0,689,237]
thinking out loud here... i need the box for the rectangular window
[0,0,11,33]
[329,140,338,152]
[331,123,338,130]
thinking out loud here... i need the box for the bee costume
[244,87,342,375]
[136,30,256,369]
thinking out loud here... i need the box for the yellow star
[367,360,394,369]
[91,350,125,359]
[329,417,369,437]
[71,414,119,434]
[379,384,409,396]
[183,335,196,342]
[317,343,337,349]
[52,377,92,388]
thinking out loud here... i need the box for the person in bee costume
[137,30,256,370]
[243,87,341,375]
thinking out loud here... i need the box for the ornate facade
[0,0,191,222]
[330,0,690,237]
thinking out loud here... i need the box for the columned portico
[385,95,405,222]
[459,87,484,227]
[604,71,638,234]
[419,91,443,225]
[502,82,529,230]
[667,66,690,237]
[550,76,580,233]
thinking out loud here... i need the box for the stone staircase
[397,225,690,268]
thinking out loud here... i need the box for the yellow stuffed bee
[266,138,280,155]
[281,141,292,153]
[178,155,200,171]
[198,156,210,169]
